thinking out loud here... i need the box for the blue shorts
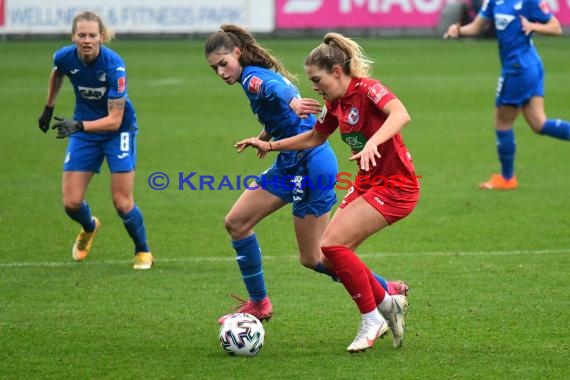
[495,63,544,107]
[63,131,137,173]
[256,144,338,218]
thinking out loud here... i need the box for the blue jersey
[479,0,552,73]
[240,66,321,169]
[53,45,137,139]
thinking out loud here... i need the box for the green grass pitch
[0,36,568,379]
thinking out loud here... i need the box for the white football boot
[346,317,389,353]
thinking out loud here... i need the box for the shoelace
[76,231,90,250]
[226,293,249,312]
[354,319,378,341]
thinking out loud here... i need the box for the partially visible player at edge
[236,32,417,352]
[204,25,408,325]
[37,11,153,269]
[444,0,569,190]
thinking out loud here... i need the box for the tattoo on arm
[108,98,126,113]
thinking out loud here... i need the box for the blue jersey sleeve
[524,0,552,23]
[479,0,494,20]
[53,47,70,74]
[107,67,127,99]
[262,78,299,106]
[106,57,128,100]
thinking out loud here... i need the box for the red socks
[321,245,386,313]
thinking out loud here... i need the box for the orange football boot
[479,174,518,190]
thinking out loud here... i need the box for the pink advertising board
[276,0,570,28]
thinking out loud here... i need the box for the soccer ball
[219,313,265,357]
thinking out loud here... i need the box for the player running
[444,0,569,190]
[38,11,153,269]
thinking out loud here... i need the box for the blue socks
[541,119,570,140]
[313,262,389,292]
[494,120,569,180]
[65,201,95,232]
[118,205,150,253]
[496,129,516,180]
[233,234,266,302]
[372,272,389,292]
[313,262,338,281]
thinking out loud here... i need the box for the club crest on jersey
[367,84,388,104]
[96,71,106,82]
[539,0,550,13]
[248,76,263,94]
[347,106,359,125]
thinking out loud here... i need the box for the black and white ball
[219,313,265,357]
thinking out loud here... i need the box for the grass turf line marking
[0,248,568,268]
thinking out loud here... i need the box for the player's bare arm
[82,97,126,132]
[289,97,321,119]
[350,99,411,171]
[444,15,487,38]
[256,129,270,141]
[521,15,562,36]
[47,69,65,106]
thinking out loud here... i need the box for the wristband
[268,141,273,151]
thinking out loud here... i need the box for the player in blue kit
[38,11,153,269]
[205,24,408,324]
[444,0,569,190]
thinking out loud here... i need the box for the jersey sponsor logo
[367,84,388,104]
[281,0,323,13]
[347,106,360,125]
[539,0,550,14]
[248,76,263,94]
[78,86,107,100]
[495,14,516,31]
[341,131,367,152]
[117,77,126,93]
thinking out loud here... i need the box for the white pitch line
[0,248,568,268]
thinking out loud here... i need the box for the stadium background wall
[0,0,568,40]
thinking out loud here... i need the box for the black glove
[38,105,55,133]
[51,117,84,139]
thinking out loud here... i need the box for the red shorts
[339,184,419,225]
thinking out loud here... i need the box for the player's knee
[63,198,83,211]
[113,198,134,215]
[298,253,319,268]
[224,214,245,236]
[529,122,544,134]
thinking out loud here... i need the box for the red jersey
[315,77,419,193]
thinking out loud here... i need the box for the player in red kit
[236,32,418,352]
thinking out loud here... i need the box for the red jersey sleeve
[314,103,338,135]
[366,82,396,111]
